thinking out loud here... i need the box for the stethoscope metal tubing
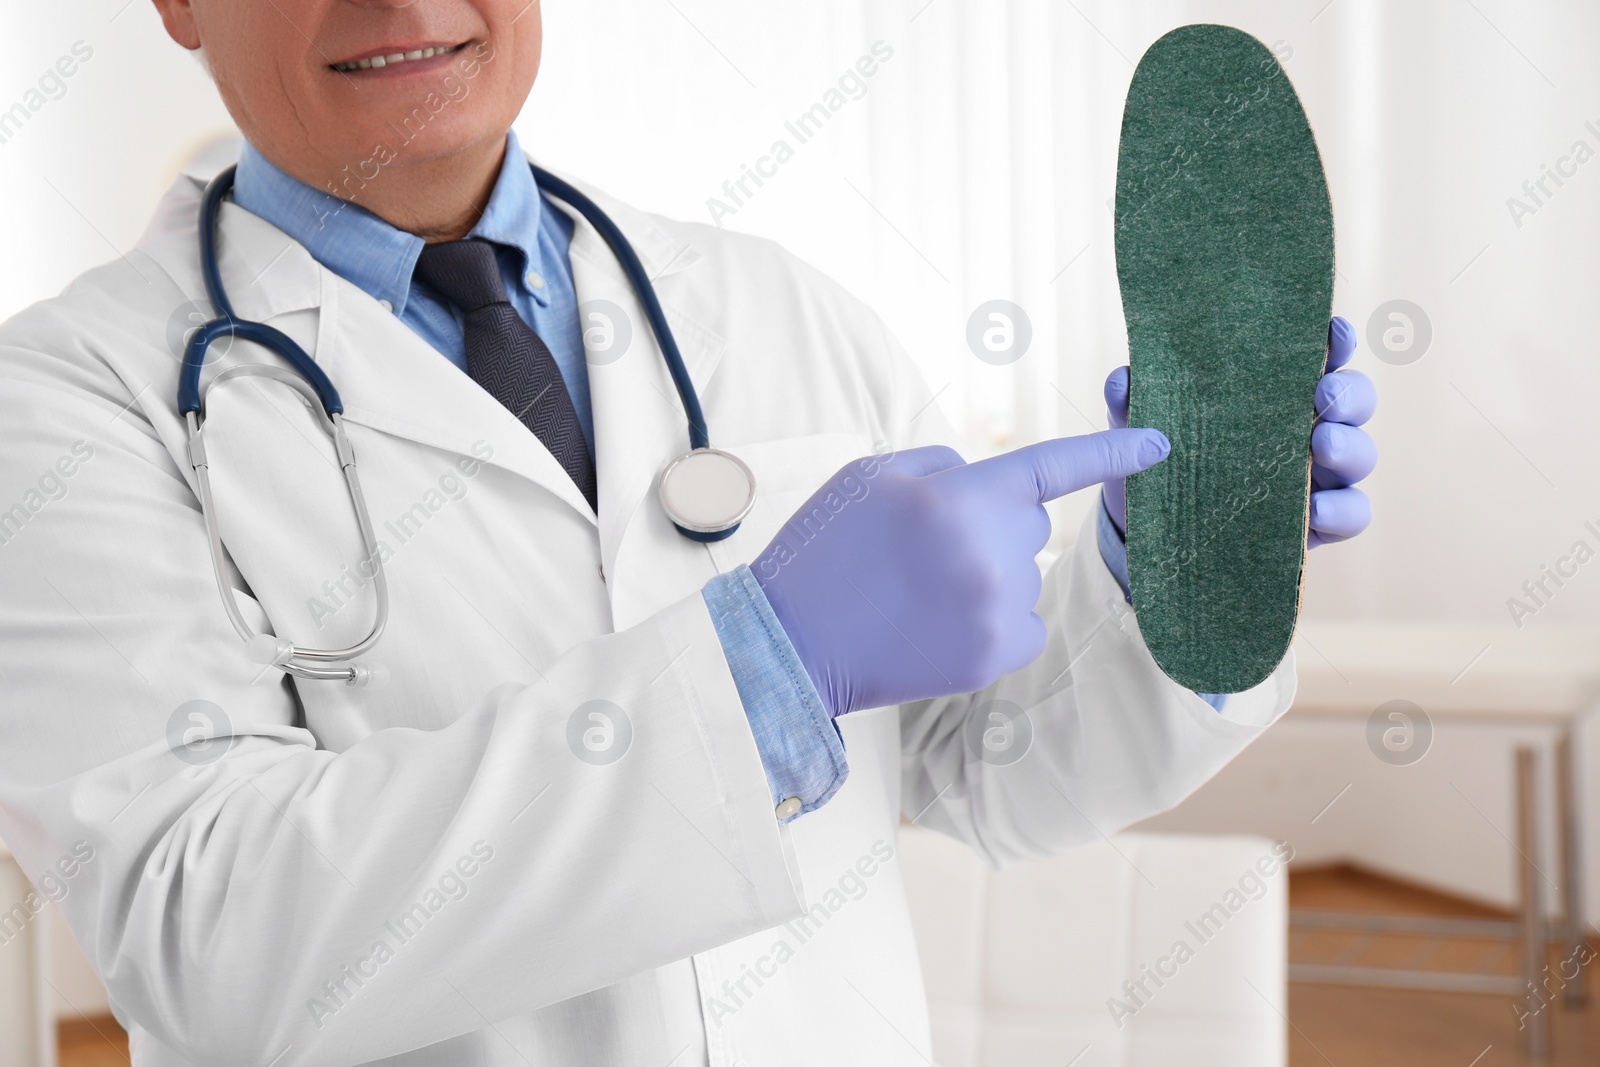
[185,365,389,684]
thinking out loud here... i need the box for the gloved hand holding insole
[754,429,1171,718]
[1101,315,1377,548]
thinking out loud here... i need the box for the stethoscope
[181,164,757,686]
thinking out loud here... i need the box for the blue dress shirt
[232,133,845,817]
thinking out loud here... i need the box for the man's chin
[317,118,507,202]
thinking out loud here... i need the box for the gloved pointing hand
[754,428,1171,719]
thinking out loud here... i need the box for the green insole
[1114,25,1334,694]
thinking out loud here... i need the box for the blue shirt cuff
[701,564,849,820]
[1096,495,1133,603]
[1096,496,1228,712]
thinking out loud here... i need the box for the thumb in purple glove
[753,429,1171,718]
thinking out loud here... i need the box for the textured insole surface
[1115,24,1334,694]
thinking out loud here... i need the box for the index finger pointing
[950,428,1171,503]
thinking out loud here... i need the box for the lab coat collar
[138,169,325,327]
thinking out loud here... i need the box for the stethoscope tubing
[531,165,710,452]
[179,168,345,420]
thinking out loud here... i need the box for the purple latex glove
[1101,316,1377,548]
[753,429,1171,718]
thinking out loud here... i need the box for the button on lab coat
[0,157,1295,1066]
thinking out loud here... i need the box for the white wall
[2,7,233,309]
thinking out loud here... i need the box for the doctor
[0,1,1376,1065]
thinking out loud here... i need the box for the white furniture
[0,841,54,1067]
[898,826,1287,1067]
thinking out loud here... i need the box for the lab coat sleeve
[0,325,805,1063]
[859,316,1297,868]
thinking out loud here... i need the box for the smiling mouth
[330,42,468,73]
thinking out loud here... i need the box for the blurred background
[2,0,1598,1064]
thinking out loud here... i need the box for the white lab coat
[0,157,1295,1066]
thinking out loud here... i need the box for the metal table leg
[1285,722,1590,1053]
[1517,745,1551,1061]
[1556,730,1588,1006]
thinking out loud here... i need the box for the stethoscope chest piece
[658,448,756,542]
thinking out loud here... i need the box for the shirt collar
[232,129,549,316]
[470,130,552,305]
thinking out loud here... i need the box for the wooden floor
[57,1015,127,1066]
[1289,864,1600,1066]
[56,866,1600,1066]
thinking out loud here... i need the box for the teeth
[333,45,455,73]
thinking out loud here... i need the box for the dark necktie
[413,239,597,511]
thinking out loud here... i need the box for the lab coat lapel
[543,169,728,586]
[208,192,598,526]
[319,275,598,525]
